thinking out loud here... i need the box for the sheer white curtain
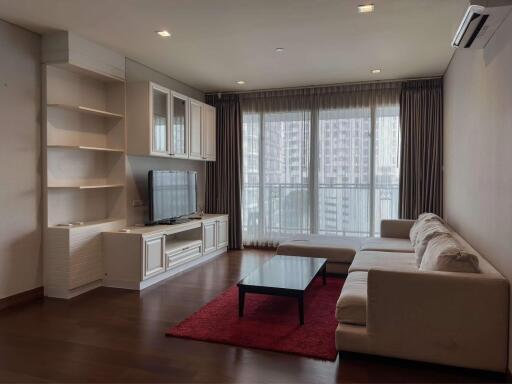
[241,83,401,246]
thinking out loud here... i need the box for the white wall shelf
[47,144,124,153]
[48,103,124,119]
[47,183,125,190]
[49,217,125,229]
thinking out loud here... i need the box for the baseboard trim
[44,279,103,299]
[0,287,44,311]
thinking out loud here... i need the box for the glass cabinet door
[151,84,170,155]
[171,92,189,157]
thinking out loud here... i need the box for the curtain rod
[205,75,443,96]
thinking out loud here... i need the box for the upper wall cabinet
[189,99,203,160]
[42,31,125,81]
[127,81,216,161]
[151,84,171,156]
[202,104,216,161]
[170,91,189,158]
[127,81,171,158]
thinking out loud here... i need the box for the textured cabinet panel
[216,216,229,249]
[143,235,165,279]
[202,222,217,254]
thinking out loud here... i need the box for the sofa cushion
[361,237,414,253]
[336,271,367,325]
[349,250,417,273]
[420,234,480,273]
[277,235,362,264]
[414,220,450,266]
[409,212,445,245]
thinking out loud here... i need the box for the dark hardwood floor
[0,249,508,383]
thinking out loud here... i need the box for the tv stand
[103,214,228,290]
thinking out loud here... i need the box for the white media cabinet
[103,214,228,290]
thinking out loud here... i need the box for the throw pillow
[420,234,480,273]
[414,220,450,266]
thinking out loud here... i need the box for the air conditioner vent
[452,3,512,49]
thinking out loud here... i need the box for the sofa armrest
[366,268,509,372]
[380,219,415,239]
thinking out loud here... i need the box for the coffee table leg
[239,287,245,317]
[298,294,304,325]
[322,264,327,285]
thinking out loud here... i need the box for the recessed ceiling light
[275,47,285,52]
[371,69,381,74]
[236,80,246,85]
[358,4,375,13]
[156,30,171,37]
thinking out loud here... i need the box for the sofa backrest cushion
[413,219,450,266]
[420,233,480,273]
[409,213,445,245]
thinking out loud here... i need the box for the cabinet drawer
[167,245,202,270]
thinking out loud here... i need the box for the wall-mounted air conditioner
[451,0,512,49]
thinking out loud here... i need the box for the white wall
[125,59,206,225]
[444,13,512,370]
[0,20,42,299]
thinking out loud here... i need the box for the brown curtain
[205,94,243,249]
[399,79,443,219]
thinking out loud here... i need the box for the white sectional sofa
[277,217,509,372]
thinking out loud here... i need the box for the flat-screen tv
[148,170,197,224]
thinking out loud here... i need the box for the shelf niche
[44,63,127,228]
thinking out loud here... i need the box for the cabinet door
[143,235,165,279]
[216,216,229,249]
[203,105,216,161]
[202,221,217,254]
[150,83,171,156]
[189,99,203,160]
[171,91,189,158]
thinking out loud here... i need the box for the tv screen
[148,170,197,224]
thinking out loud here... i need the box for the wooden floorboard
[0,249,508,383]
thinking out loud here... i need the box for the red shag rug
[166,276,344,361]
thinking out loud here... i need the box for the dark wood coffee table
[237,255,327,325]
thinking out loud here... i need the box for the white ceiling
[0,0,468,92]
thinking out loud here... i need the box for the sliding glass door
[242,111,310,246]
[242,101,400,245]
[317,107,371,236]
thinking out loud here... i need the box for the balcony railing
[242,182,399,238]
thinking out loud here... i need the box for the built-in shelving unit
[42,31,127,299]
[44,61,126,226]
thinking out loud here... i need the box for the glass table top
[238,255,327,291]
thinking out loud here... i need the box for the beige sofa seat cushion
[361,237,414,253]
[420,234,480,273]
[277,235,362,264]
[349,250,418,273]
[336,271,367,325]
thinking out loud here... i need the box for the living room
[0,0,511,383]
